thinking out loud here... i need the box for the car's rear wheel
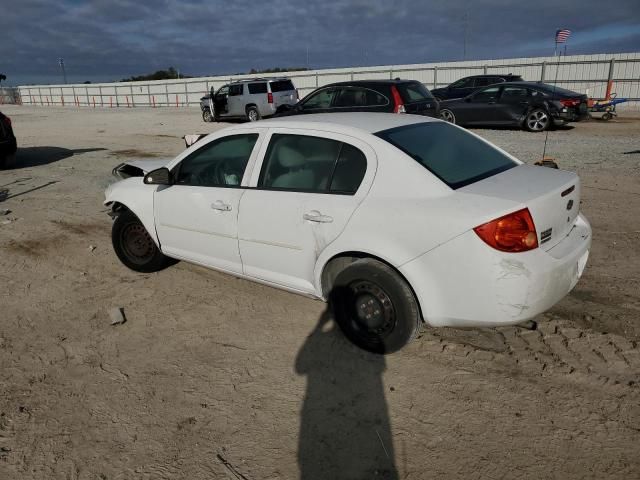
[112,210,174,273]
[440,108,456,124]
[524,108,550,132]
[202,108,213,123]
[330,258,422,354]
[246,106,260,122]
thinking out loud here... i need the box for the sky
[1,0,639,86]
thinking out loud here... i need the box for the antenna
[542,29,570,161]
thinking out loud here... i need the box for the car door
[214,85,229,116]
[462,86,502,125]
[237,129,376,293]
[226,84,244,116]
[331,86,390,113]
[154,132,262,274]
[495,86,531,125]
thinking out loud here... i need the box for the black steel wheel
[111,210,175,272]
[330,258,421,354]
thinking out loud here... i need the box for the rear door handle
[211,201,231,212]
[303,211,333,223]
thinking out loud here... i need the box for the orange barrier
[605,80,613,100]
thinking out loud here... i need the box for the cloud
[1,0,639,85]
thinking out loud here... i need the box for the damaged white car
[105,113,591,353]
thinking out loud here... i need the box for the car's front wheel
[202,108,213,123]
[524,108,550,132]
[330,258,422,354]
[112,210,175,273]
[440,108,456,124]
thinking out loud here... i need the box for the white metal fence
[17,52,640,111]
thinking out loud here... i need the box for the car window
[501,86,528,100]
[474,77,492,87]
[248,82,268,94]
[302,88,337,109]
[472,86,501,102]
[217,86,229,96]
[396,82,434,102]
[228,84,243,96]
[333,87,388,108]
[450,77,475,89]
[175,134,258,187]
[269,80,295,92]
[375,122,516,189]
[330,144,367,193]
[259,134,355,193]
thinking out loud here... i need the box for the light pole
[58,58,67,84]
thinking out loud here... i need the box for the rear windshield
[375,122,516,189]
[269,80,295,92]
[536,84,581,97]
[396,82,434,103]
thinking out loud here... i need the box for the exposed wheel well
[246,104,258,111]
[320,252,425,323]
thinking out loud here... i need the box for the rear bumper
[553,109,589,123]
[400,213,592,327]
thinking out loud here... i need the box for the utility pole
[58,58,67,84]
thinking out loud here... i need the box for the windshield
[375,122,517,189]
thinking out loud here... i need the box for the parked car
[439,81,589,131]
[0,111,17,169]
[201,78,297,123]
[431,74,523,100]
[275,79,439,118]
[105,113,591,354]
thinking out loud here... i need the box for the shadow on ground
[13,147,106,168]
[296,308,398,480]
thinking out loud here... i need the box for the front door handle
[303,211,333,223]
[211,201,231,212]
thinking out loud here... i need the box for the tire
[246,106,260,122]
[601,112,612,121]
[440,108,456,124]
[111,210,174,273]
[330,258,422,354]
[524,108,550,132]
[202,108,213,123]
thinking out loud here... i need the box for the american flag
[555,29,571,43]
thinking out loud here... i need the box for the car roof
[230,77,291,84]
[326,79,420,87]
[462,74,521,79]
[235,112,439,135]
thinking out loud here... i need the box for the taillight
[560,98,580,107]
[267,92,273,104]
[391,85,405,113]
[474,208,538,252]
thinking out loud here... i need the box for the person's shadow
[296,305,398,480]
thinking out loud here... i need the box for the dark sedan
[431,74,523,101]
[0,111,17,169]
[275,79,439,118]
[439,81,589,132]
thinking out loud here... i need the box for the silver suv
[201,78,298,122]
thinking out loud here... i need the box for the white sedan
[104,113,591,353]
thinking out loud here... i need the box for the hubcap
[122,223,154,263]
[527,111,548,131]
[349,280,395,337]
[248,110,258,121]
[441,110,455,123]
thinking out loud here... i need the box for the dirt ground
[0,105,639,480]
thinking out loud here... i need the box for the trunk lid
[460,165,581,250]
[269,80,297,108]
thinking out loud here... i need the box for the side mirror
[144,167,172,185]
